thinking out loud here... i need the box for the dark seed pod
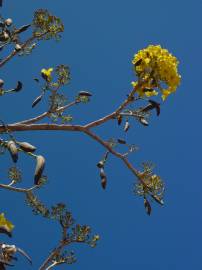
[149,99,160,116]
[97,160,104,168]
[144,198,152,216]
[34,155,45,185]
[0,79,4,88]
[139,118,149,126]
[32,95,42,108]
[7,140,18,163]
[117,115,122,125]
[14,24,31,34]
[117,138,126,144]
[124,121,130,132]
[78,91,92,97]
[14,81,23,92]
[0,225,12,237]
[101,177,107,189]
[16,141,36,152]
[134,58,142,66]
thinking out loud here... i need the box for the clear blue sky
[0,0,201,269]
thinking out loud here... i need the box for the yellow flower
[41,68,53,82]
[132,45,181,100]
[0,213,14,232]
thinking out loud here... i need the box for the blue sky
[0,0,202,269]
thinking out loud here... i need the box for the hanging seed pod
[117,115,122,125]
[100,168,106,179]
[117,138,126,144]
[0,79,4,88]
[78,91,92,97]
[149,99,160,116]
[139,118,149,126]
[32,95,42,108]
[144,198,152,216]
[34,155,45,185]
[124,120,130,132]
[14,81,23,92]
[14,24,31,34]
[17,247,32,265]
[97,160,104,168]
[16,141,36,152]
[7,140,18,163]
[101,177,107,189]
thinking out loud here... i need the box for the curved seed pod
[139,118,149,126]
[17,247,32,265]
[7,140,18,163]
[14,81,23,92]
[14,24,31,34]
[32,94,42,108]
[34,155,45,185]
[16,142,36,152]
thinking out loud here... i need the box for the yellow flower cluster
[0,213,14,232]
[132,45,181,100]
[41,68,53,82]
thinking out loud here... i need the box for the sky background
[0,0,202,269]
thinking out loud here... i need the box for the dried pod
[117,115,122,125]
[0,226,12,237]
[34,155,45,185]
[134,58,142,67]
[15,44,22,51]
[0,79,4,88]
[149,99,160,116]
[144,198,152,216]
[2,31,9,41]
[97,160,104,168]
[139,118,149,126]
[14,24,31,34]
[124,120,130,132]
[4,18,13,26]
[7,140,18,163]
[100,168,106,179]
[14,81,23,92]
[16,141,36,152]
[17,247,32,265]
[117,138,126,144]
[78,91,92,97]
[32,95,42,108]
[101,177,107,189]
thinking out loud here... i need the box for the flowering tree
[0,3,181,270]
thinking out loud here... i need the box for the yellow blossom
[41,67,53,82]
[0,213,14,232]
[132,45,181,100]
